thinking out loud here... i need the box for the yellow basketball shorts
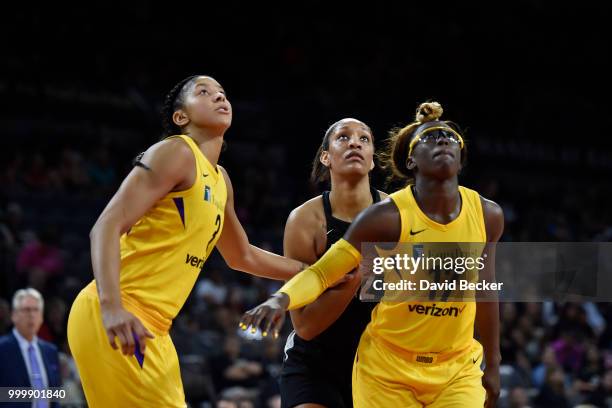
[67,289,186,408]
[352,330,485,407]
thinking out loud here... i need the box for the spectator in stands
[0,288,62,407]
[38,297,67,344]
[574,343,604,401]
[196,268,228,307]
[583,369,612,407]
[508,386,531,408]
[257,338,282,408]
[58,352,85,406]
[533,345,561,388]
[552,330,586,375]
[210,335,263,393]
[534,366,570,408]
[217,386,256,408]
[16,224,64,291]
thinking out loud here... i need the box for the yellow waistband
[368,327,472,364]
[83,283,171,336]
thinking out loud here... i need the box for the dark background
[1,3,611,407]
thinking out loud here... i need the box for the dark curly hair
[380,101,467,188]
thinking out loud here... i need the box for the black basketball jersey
[282,187,380,388]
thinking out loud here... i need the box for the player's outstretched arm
[239,198,401,338]
[90,138,193,356]
[476,197,504,408]
[215,166,305,280]
[284,203,361,340]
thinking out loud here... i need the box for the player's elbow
[295,327,315,341]
[225,253,250,272]
[90,213,125,241]
[226,247,256,273]
[294,323,318,341]
[89,219,103,241]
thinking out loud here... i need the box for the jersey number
[206,214,221,252]
[428,268,458,301]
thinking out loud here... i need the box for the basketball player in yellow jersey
[67,75,306,408]
[241,102,504,407]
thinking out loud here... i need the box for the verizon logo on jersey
[407,303,466,317]
[185,253,205,269]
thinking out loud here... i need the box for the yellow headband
[408,125,464,156]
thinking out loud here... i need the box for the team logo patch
[204,186,211,202]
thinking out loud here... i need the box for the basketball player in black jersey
[279,118,387,408]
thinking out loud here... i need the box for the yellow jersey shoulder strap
[389,186,411,242]
[160,135,205,199]
[458,185,487,240]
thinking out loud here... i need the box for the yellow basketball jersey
[368,185,486,354]
[85,135,226,334]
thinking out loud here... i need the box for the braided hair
[133,75,199,169]
[160,75,199,138]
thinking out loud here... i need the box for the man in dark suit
[0,288,62,408]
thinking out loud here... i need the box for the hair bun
[415,101,443,123]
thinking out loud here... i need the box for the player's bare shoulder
[286,196,326,236]
[137,137,195,173]
[346,195,401,245]
[362,195,399,222]
[480,195,504,242]
[285,195,328,258]
[132,137,196,192]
